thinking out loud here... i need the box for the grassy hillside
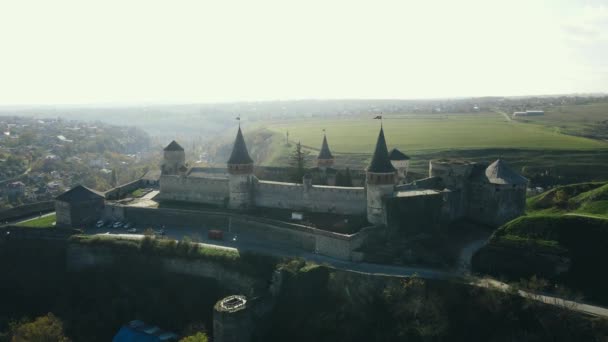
[474,182,608,303]
[527,182,608,218]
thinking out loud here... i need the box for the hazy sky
[0,0,606,105]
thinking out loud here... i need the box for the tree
[10,313,70,342]
[343,167,353,187]
[288,142,309,183]
[335,168,354,187]
[111,169,118,187]
[179,332,209,342]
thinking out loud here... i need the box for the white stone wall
[254,180,366,215]
[162,150,185,175]
[159,175,229,205]
[55,201,71,227]
[228,174,253,209]
[366,184,393,225]
[429,160,475,190]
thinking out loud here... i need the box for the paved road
[492,109,512,122]
[475,278,608,318]
[565,213,607,220]
[457,238,489,274]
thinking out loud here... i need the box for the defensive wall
[66,243,260,294]
[254,180,366,215]
[103,204,372,261]
[158,175,366,215]
[196,166,367,185]
[104,178,145,200]
[0,226,81,241]
[0,201,54,222]
[158,175,229,205]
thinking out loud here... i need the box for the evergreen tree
[288,142,309,183]
[111,169,118,187]
[344,167,353,187]
[335,171,345,186]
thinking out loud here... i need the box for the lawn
[266,112,608,155]
[16,213,56,228]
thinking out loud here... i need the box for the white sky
[0,0,606,105]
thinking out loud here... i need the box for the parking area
[84,219,244,247]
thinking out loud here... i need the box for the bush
[179,332,209,342]
[9,313,70,342]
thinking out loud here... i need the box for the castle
[158,125,527,228]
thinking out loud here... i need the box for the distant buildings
[512,110,544,117]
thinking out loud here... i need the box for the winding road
[93,231,608,319]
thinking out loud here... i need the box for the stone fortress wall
[254,180,366,215]
[426,159,526,226]
[158,175,230,204]
[156,128,528,229]
[156,174,367,215]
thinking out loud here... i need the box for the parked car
[113,221,123,229]
[95,220,105,228]
[126,228,137,233]
[155,229,166,236]
[208,229,224,240]
[123,222,132,229]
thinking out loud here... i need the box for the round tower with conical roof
[227,126,254,209]
[162,140,185,175]
[366,126,396,225]
[317,134,334,170]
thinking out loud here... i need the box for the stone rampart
[66,244,259,293]
[254,181,366,215]
[0,201,54,222]
[158,175,229,205]
[104,179,144,200]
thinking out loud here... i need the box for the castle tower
[317,134,334,170]
[227,126,254,209]
[161,140,185,175]
[213,295,252,342]
[366,126,396,225]
[389,148,410,183]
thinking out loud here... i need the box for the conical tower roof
[227,126,253,164]
[485,159,528,185]
[389,148,410,161]
[317,134,334,160]
[164,140,184,151]
[367,126,396,173]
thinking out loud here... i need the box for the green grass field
[514,102,608,140]
[16,213,56,228]
[266,112,608,155]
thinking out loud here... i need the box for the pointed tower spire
[317,133,334,169]
[367,126,396,173]
[227,126,253,165]
[317,134,334,160]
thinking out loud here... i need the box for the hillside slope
[527,181,608,218]
[474,183,608,304]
